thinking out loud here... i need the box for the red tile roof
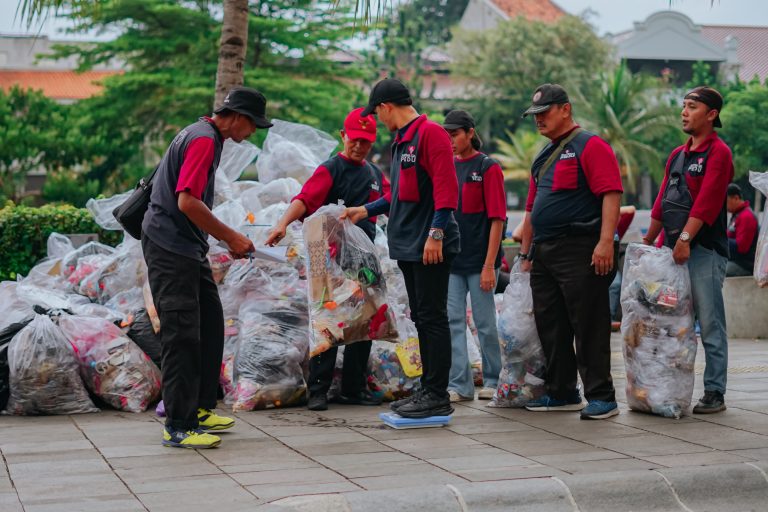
[701,25,768,83]
[491,0,566,23]
[0,70,118,100]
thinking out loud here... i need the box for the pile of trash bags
[749,171,768,287]
[1,119,428,415]
[488,267,546,408]
[620,244,697,419]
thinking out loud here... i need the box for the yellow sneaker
[197,408,235,431]
[162,427,221,449]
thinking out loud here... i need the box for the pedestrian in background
[725,183,758,277]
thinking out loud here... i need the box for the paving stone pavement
[3,334,768,511]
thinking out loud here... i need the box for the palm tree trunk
[214,0,249,109]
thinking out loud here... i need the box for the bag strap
[139,165,160,191]
[536,127,583,184]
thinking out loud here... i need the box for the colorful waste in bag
[59,315,161,412]
[367,339,421,402]
[749,171,768,287]
[303,204,398,357]
[488,268,545,408]
[621,243,697,419]
[229,265,309,411]
[5,314,98,415]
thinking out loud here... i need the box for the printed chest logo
[687,157,705,176]
[468,171,483,182]
[560,150,576,160]
[401,145,417,164]
[370,181,380,192]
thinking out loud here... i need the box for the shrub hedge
[0,201,122,280]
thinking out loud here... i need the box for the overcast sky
[0,0,766,39]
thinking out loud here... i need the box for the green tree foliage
[450,15,611,139]
[0,87,84,202]
[574,62,681,191]
[47,0,364,191]
[42,171,101,208]
[720,81,768,178]
[492,130,545,181]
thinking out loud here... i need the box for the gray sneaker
[692,391,726,414]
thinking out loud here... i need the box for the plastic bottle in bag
[621,243,697,419]
[487,269,546,408]
[302,204,398,357]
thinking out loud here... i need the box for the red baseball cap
[343,107,377,142]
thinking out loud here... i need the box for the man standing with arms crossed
[142,87,268,448]
[643,86,733,414]
[344,78,460,418]
[519,84,623,420]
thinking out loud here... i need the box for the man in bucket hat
[142,86,271,448]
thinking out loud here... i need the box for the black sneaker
[395,391,454,419]
[336,390,382,406]
[390,389,424,411]
[307,394,328,411]
[692,390,726,414]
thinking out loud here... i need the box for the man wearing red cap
[266,107,390,411]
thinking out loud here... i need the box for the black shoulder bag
[112,166,159,240]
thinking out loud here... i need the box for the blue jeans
[609,271,622,320]
[447,272,502,397]
[688,245,728,394]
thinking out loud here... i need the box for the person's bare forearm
[521,213,534,256]
[682,217,705,240]
[645,218,663,244]
[178,192,239,243]
[484,219,504,266]
[277,200,308,229]
[600,192,621,242]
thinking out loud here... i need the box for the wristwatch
[679,231,691,243]
[428,228,444,241]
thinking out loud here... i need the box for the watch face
[680,232,690,242]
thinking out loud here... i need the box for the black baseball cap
[361,78,412,117]
[442,110,475,130]
[522,84,570,118]
[684,86,723,128]
[727,183,742,197]
[213,86,273,128]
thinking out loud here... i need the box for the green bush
[42,171,102,208]
[0,201,122,281]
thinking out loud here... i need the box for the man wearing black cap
[518,84,623,420]
[644,86,734,414]
[343,78,460,418]
[142,86,270,448]
[725,183,758,277]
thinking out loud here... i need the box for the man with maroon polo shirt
[644,86,734,414]
[344,78,460,418]
[142,87,267,448]
[265,107,390,411]
[726,183,758,277]
[519,84,623,420]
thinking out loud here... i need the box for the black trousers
[142,237,224,430]
[308,341,372,398]
[398,259,452,398]
[530,235,617,402]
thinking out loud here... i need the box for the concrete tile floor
[4,334,768,511]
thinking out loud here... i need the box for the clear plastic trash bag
[86,191,132,231]
[213,139,260,207]
[47,233,75,259]
[302,204,398,357]
[256,119,337,184]
[5,314,98,415]
[58,315,161,413]
[488,267,546,408]
[78,239,146,304]
[367,338,421,402]
[256,178,302,209]
[621,243,697,419]
[749,171,768,287]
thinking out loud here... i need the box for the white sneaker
[477,387,496,400]
[448,390,474,403]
